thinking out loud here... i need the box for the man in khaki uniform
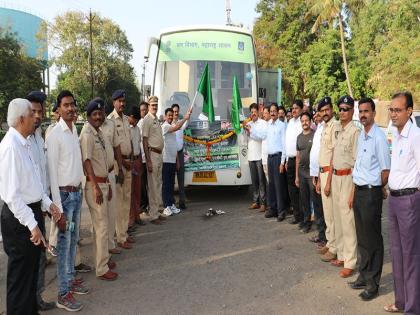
[108,89,135,249]
[316,97,338,262]
[142,96,165,225]
[80,99,118,281]
[330,96,360,278]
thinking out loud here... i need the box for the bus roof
[158,25,252,37]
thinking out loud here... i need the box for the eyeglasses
[338,107,351,112]
[388,107,406,114]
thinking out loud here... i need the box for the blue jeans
[162,163,176,208]
[57,190,81,296]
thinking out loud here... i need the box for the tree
[43,11,140,112]
[306,0,366,98]
[0,29,44,122]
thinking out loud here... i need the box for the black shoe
[298,221,305,229]
[38,299,56,311]
[348,280,367,290]
[179,202,187,210]
[75,263,93,273]
[277,214,286,222]
[265,212,276,218]
[359,290,378,301]
[288,218,299,225]
[300,225,311,233]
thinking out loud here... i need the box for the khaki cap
[148,96,158,105]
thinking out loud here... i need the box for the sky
[4,0,260,86]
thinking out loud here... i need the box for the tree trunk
[338,13,353,97]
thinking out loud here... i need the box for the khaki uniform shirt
[80,123,109,178]
[141,112,164,152]
[332,121,360,170]
[319,118,338,167]
[101,119,120,168]
[108,109,132,156]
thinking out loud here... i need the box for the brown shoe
[117,241,132,249]
[339,268,354,278]
[158,215,167,221]
[317,245,329,255]
[107,260,116,270]
[126,236,136,243]
[330,259,344,267]
[109,248,121,255]
[248,203,260,210]
[98,270,118,281]
[150,218,163,225]
[259,205,266,212]
[320,251,337,262]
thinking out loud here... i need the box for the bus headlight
[237,171,242,178]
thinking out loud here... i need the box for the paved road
[0,187,394,315]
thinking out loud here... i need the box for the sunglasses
[338,107,352,112]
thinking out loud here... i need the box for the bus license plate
[192,171,217,183]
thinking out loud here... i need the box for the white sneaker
[162,206,173,216]
[171,204,181,214]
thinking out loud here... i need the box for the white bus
[145,25,258,186]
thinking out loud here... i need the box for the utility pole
[141,63,146,101]
[225,0,232,26]
[88,9,95,99]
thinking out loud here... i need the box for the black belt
[355,184,382,190]
[390,188,419,197]
[268,152,281,157]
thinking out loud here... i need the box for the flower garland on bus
[183,118,251,160]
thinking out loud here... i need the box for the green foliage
[0,29,44,122]
[44,11,140,112]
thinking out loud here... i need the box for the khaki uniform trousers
[147,151,163,220]
[85,182,111,276]
[129,158,142,226]
[332,174,357,269]
[108,171,117,249]
[115,166,132,244]
[320,171,337,255]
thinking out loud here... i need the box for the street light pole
[88,9,95,99]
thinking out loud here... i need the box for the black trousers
[36,212,47,304]
[287,157,301,221]
[1,201,43,315]
[311,177,326,242]
[176,150,186,204]
[267,153,285,217]
[353,186,384,292]
[298,170,312,227]
[249,159,267,205]
[140,162,149,211]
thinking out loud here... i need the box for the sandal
[384,304,403,313]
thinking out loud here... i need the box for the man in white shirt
[138,102,149,212]
[0,98,60,315]
[161,107,191,216]
[259,103,287,221]
[172,104,189,210]
[384,92,420,314]
[46,90,88,312]
[285,100,303,225]
[244,103,267,212]
[26,91,57,311]
[261,106,271,181]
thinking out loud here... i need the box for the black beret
[26,91,47,105]
[337,95,354,107]
[86,99,104,116]
[112,89,126,100]
[52,102,58,112]
[317,96,332,111]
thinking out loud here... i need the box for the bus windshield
[154,30,257,120]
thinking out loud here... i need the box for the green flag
[231,75,242,134]
[197,63,215,123]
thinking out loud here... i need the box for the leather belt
[149,147,162,154]
[333,168,352,176]
[59,186,80,192]
[268,152,281,157]
[132,155,140,160]
[108,165,114,173]
[390,188,419,197]
[355,184,382,190]
[122,154,132,160]
[319,166,331,173]
[86,176,109,183]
